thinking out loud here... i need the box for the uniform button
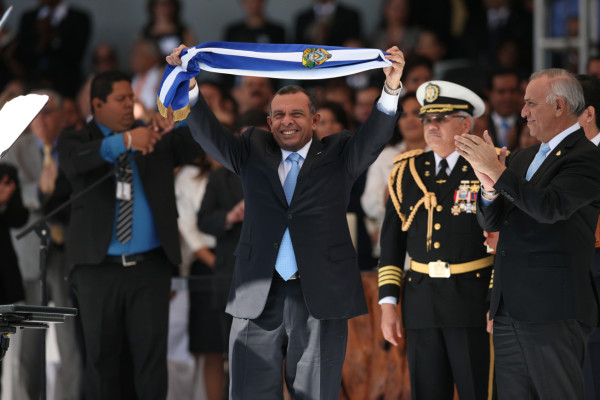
[434,242,441,249]
[436,205,443,212]
[408,277,412,282]
[287,214,293,220]
[476,273,481,278]
[500,250,506,256]
[434,223,441,230]
[274,243,279,249]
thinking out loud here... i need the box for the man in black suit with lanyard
[455,69,600,400]
[166,45,405,399]
[58,70,203,399]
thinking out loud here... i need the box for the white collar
[281,139,312,162]
[433,151,460,172]
[545,122,580,152]
[590,131,600,147]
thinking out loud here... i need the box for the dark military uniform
[379,149,492,400]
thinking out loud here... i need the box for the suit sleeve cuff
[376,87,400,116]
[189,84,200,108]
[379,296,398,306]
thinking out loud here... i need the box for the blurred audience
[92,43,119,75]
[588,56,600,79]
[294,0,362,46]
[354,85,381,128]
[175,155,224,400]
[323,78,356,131]
[3,89,83,400]
[231,75,274,114]
[12,0,91,97]
[485,68,522,149]
[224,0,285,44]
[369,0,420,57]
[315,101,347,140]
[130,38,164,112]
[401,55,433,92]
[141,0,195,57]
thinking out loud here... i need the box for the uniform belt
[410,255,493,277]
[105,248,163,267]
[273,271,300,281]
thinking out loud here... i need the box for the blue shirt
[97,121,161,255]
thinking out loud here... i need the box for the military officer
[379,81,493,400]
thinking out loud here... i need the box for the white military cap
[416,80,485,118]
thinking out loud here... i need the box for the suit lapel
[290,138,323,206]
[265,137,288,206]
[528,129,583,184]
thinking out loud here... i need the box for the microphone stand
[15,165,117,400]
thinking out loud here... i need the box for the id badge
[428,261,451,278]
[116,181,132,201]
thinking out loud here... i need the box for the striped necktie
[116,153,134,243]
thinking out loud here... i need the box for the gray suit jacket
[3,132,52,280]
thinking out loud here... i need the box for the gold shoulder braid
[388,150,438,251]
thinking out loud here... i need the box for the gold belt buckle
[428,261,450,278]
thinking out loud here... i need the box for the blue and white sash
[157,41,391,120]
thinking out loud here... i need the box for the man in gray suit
[3,89,82,400]
[167,45,406,399]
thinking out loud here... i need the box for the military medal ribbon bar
[157,41,391,120]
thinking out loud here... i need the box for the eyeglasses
[419,114,465,125]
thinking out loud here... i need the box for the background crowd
[0,0,599,399]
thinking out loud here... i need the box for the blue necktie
[525,142,551,181]
[275,152,301,280]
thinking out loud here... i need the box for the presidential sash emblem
[302,48,332,69]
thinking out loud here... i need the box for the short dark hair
[577,74,600,128]
[90,70,131,114]
[234,108,269,133]
[271,85,316,115]
[317,101,349,130]
[403,55,433,78]
[485,68,520,91]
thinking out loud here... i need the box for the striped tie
[116,153,133,243]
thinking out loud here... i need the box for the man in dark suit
[576,74,600,400]
[379,81,492,400]
[294,0,362,46]
[14,0,91,97]
[57,70,203,399]
[455,68,600,399]
[166,45,405,399]
[485,68,521,150]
